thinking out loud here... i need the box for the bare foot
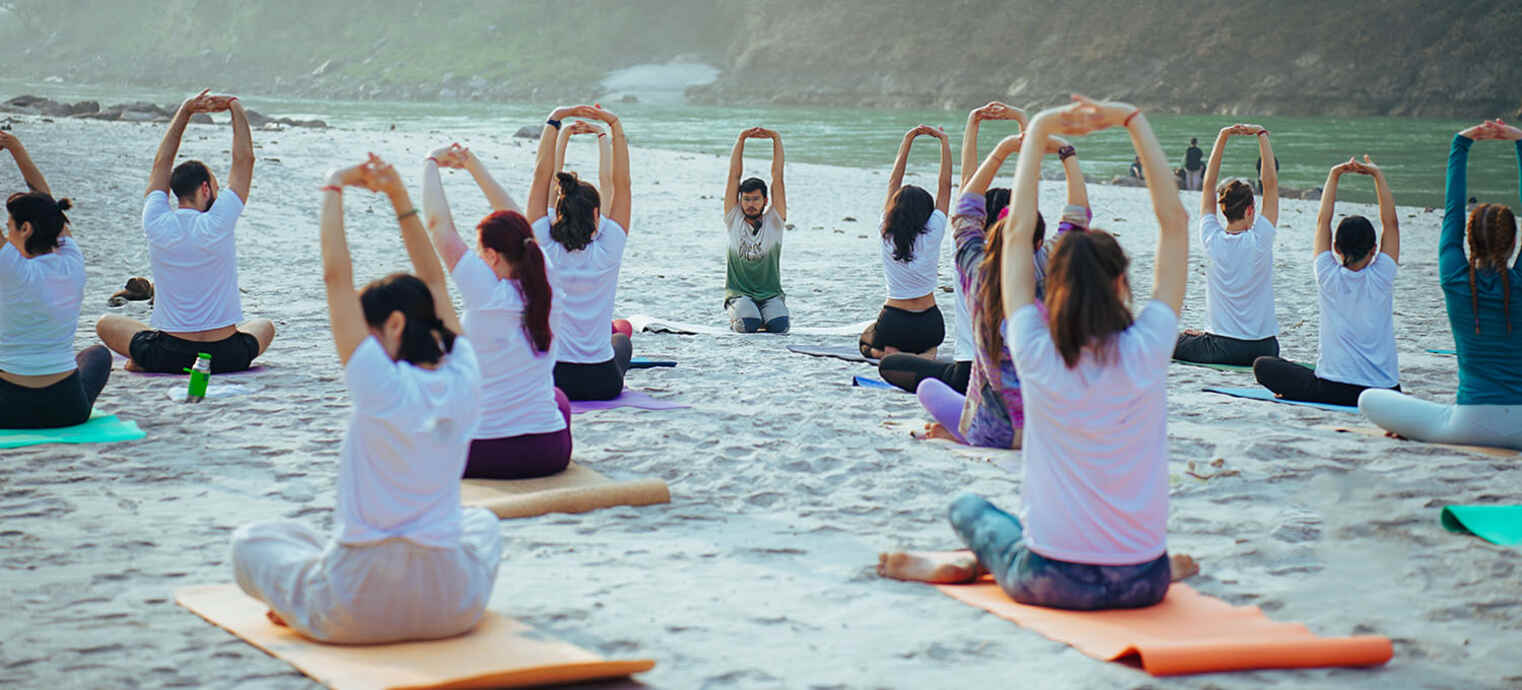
[1170,553,1200,581]
[266,609,288,627]
[123,359,144,372]
[910,422,959,442]
[877,550,985,583]
[1383,430,1409,441]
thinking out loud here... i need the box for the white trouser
[230,507,502,644]
[1358,389,1522,451]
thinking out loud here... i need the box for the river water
[4,78,1517,209]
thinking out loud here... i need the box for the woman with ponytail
[1252,156,1402,406]
[881,97,1191,610]
[859,125,952,359]
[230,155,499,643]
[1358,120,1522,450]
[422,143,571,479]
[526,105,633,401]
[910,104,1090,448]
[0,131,112,429]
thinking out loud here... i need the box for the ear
[384,310,407,340]
[16,220,33,239]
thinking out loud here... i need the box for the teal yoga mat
[1440,506,1522,546]
[1426,348,1457,356]
[0,411,146,449]
[1202,387,1359,413]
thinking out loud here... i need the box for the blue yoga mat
[0,411,146,449]
[1202,387,1359,413]
[851,375,901,391]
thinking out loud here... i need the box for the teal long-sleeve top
[1441,135,1522,405]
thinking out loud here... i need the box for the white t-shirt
[530,213,627,363]
[142,190,245,332]
[1201,213,1278,340]
[336,336,481,548]
[0,238,85,375]
[1314,251,1399,388]
[949,231,974,362]
[1006,299,1177,565]
[453,250,566,439]
[881,209,947,300]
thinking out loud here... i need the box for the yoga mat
[0,411,145,449]
[627,314,873,337]
[166,381,259,402]
[789,344,875,364]
[1172,359,1312,373]
[1319,425,1521,459]
[462,461,670,519]
[1426,348,1457,356]
[1203,387,1359,413]
[936,580,1392,676]
[627,357,677,369]
[851,375,902,391]
[1440,505,1522,546]
[175,584,655,690]
[567,390,689,414]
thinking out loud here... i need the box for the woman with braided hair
[1358,119,1522,450]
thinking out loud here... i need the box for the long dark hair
[1466,203,1516,335]
[479,210,554,353]
[1043,229,1134,368]
[976,210,1045,366]
[882,185,934,261]
[6,192,72,255]
[551,171,601,251]
[359,273,456,366]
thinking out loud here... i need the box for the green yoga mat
[1440,506,1522,546]
[0,411,146,449]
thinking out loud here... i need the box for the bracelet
[426,156,440,165]
[1123,109,1141,128]
[319,185,342,194]
[1257,130,1270,137]
[1057,145,1076,161]
[396,208,419,221]
[546,118,562,129]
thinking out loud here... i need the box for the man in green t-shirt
[723,127,789,333]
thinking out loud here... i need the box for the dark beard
[743,211,762,228]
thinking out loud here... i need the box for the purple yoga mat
[568,390,689,414]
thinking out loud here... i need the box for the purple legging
[463,388,573,479]
[916,378,968,444]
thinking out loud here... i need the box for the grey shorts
[725,295,789,333]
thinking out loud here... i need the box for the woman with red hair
[421,143,571,479]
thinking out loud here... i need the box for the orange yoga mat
[936,580,1392,676]
[176,584,655,690]
[1321,425,1521,459]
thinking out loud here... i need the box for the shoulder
[724,205,742,225]
[599,217,629,245]
[926,209,949,231]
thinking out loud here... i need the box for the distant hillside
[3,0,1519,117]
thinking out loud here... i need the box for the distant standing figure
[1255,155,1279,193]
[722,127,789,333]
[1184,138,1204,190]
[1130,155,1145,181]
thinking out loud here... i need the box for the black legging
[553,333,633,401]
[1173,332,1279,366]
[1252,356,1399,407]
[0,345,112,429]
[878,354,971,395]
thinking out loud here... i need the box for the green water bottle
[184,352,212,403]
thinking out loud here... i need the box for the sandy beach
[0,111,1518,689]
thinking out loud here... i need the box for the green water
[5,79,1518,208]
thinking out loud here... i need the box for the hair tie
[1057,221,1085,234]
[523,237,534,247]
[996,207,1011,221]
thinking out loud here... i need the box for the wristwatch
[1057,145,1076,161]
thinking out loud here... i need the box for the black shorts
[860,304,945,356]
[129,329,260,374]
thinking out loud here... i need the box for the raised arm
[1123,105,1191,313]
[0,132,50,196]
[1314,160,1349,259]
[320,164,369,365]
[762,128,786,221]
[1359,156,1398,264]
[448,144,519,214]
[1059,142,1088,211]
[961,102,1025,188]
[367,155,462,337]
[1001,120,1051,314]
[581,105,630,232]
[931,127,953,214]
[421,146,468,271]
[146,90,209,196]
[724,128,751,216]
[224,97,254,203]
[526,106,576,224]
[961,134,1021,198]
[1255,128,1278,225]
[885,126,926,214]
[1199,125,1231,217]
[596,129,614,215]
